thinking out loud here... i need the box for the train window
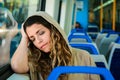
[0,7,17,67]
[3,0,29,28]
[0,8,13,29]
[0,11,6,28]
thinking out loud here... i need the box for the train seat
[108,43,120,80]
[98,33,119,55]
[70,43,99,55]
[91,55,108,69]
[47,66,114,80]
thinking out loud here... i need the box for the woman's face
[26,23,51,53]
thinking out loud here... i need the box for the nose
[35,35,42,43]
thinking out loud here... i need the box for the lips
[41,43,47,49]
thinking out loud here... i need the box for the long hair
[23,15,72,80]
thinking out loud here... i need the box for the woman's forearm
[11,38,29,73]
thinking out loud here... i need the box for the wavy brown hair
[23,15,72,80]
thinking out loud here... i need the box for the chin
[42,49,50,53]
[44,51,50,53]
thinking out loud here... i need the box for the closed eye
[38,31,45,35]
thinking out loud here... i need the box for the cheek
[33,43,39,48]
[46,34,51,42]
[45,31,51,41]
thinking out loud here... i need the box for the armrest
[7,73,30,80]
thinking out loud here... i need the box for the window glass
[0,0,29,67]
[4,0,29,28]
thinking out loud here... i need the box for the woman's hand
[21,23,29,45]
[21,23,27,38]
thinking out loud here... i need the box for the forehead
[26,24,45,35]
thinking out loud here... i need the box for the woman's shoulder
[71,47,90,57]
[70,47,95,66]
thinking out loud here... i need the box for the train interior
[0,0,120,80]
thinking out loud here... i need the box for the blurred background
[0,0,120,79]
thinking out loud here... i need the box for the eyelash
[30,31,45,42]
[38,31,45,35]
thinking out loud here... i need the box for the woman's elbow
[11,61,29,73]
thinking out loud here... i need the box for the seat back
[108,43,120,80]
[98,34,119,55]
[68,35,92,43]
[70,43,99,55]
[95,33,107,48]
[47,66,114,80]
[100,29,115,33]
[91,55,108,69]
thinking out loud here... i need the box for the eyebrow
[29,29,40,39]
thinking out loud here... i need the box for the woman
[11,11,100,80]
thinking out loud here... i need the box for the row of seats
[68,28,109,70]
[68,28,120,80]
[68,28,120,56]
[94,30,120,80]
[68,28,99,55]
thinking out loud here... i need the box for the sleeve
[77,49,101,80]
[88,53,101,80]
[71,48,100,80]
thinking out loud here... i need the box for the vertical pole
[100,0,103,31]
[112,0,116,31]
